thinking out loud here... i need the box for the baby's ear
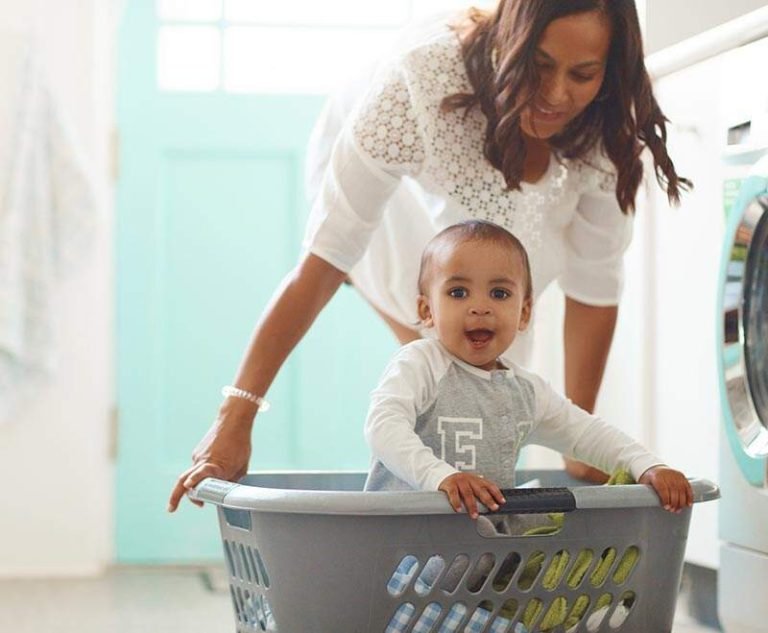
[417,295,434,327]
[518,297,533,332]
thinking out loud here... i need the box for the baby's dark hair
[418,220,533,300]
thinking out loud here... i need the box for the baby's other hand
[639,466,693,513]
[438,472,506,519]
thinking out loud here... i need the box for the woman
[168,0,689,511]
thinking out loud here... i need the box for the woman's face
[520,10,612,140]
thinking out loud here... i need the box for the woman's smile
[530,101,568,123]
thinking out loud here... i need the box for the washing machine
[718,136,768,632]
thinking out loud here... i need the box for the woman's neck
[522,136,551,184]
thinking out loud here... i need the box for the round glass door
[722,193,768,464]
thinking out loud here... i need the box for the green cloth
[518,469,636,631]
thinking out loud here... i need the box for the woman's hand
[167,254,347,513]
[638,466,694,513]
[167,402,256,512]
[438,472,506,519]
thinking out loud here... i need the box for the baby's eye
[448,287,468,299]
[491,288,510,300]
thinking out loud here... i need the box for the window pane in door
[223,26,395,94]
[157,0,223,22]
[411,0,494,19]
[225,0,410,27]
[158,26,221,91]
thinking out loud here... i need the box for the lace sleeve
[351,64,426,176]
[302,62,427,274]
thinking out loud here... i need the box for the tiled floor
[0,565,718,633]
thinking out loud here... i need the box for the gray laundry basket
[190,470,719,633]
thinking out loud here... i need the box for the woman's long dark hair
[442,0,691,213]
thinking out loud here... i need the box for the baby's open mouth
[465,329,494,348]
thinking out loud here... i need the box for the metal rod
[646,6,768,79]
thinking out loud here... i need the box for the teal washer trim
[717,167,768,486]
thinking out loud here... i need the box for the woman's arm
[167,253,346,511]
[562,296,618,483]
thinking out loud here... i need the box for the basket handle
[492,487,577,514]
[189,478,239,505]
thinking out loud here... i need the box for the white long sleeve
[364,342,458,491]
[523,367,663,481]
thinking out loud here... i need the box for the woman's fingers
[168,468,196,512]
[167,463,226,512]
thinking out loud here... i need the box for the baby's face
[418,240,532,370]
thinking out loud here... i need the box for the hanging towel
[0,31,99,422]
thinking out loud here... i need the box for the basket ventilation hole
[566,549,595,589]
[388,555,420,597]
[463,600,495,631]
[385,602,415,633]
[589,548,617,588]
[415,556,446,596]
[242,592,274,631]
[230,586,243,624]
[542,549,571,592]
[224,541,236,578]
[608,591,636,629]
[517,551,546,591]
[539,596,569,631]
[436,602,467,633]
[492,552,522,592]
[586,593,614,632]
[495,598,519,625]
[466,553,496,593]
[238,544,253,583]
[440,554,471,594]
[612,546,640,586]
[564,594,592,631]
[522,598,544,630]
[246,547,261,586]
[411,602,443,633]
[254,548,270,588]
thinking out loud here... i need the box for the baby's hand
[438,472,506,519]
[639,466,694,513]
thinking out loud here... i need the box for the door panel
[117,0,397,562]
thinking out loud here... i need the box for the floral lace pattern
[352,32,618,254]
[354,67,426,172]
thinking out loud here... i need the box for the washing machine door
[720,155,768,486]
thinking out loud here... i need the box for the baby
[363,219,692,517]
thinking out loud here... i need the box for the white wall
[645,0,768,53]
[0,0,115,576]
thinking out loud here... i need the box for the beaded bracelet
[221,385,271,412]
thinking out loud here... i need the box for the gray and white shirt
[364,339,662,492]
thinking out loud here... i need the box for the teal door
[116,0,397,562]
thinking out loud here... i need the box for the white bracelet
[221,386,271,412]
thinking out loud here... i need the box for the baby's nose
[469,306,492,316]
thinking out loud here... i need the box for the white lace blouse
[303,17,632,361]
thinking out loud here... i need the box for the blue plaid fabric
[437,603,467,632]
[387,556,419,595]
[386,601,527,633]
[385,603,416,633]
[384,557,527,633]
[411,603,442,632]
